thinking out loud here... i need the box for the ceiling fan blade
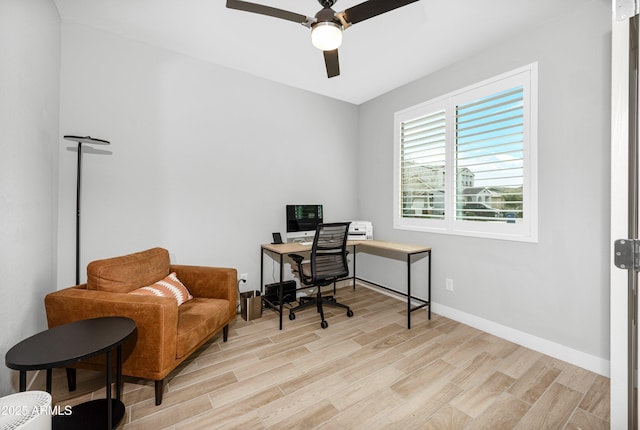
[323,49,340,78]
[340,0,420,26]
[226,0,311,25]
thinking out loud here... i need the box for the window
[394,63,538,242]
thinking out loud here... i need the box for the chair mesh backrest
[311,222,350,284]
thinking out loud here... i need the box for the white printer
[348,221,373,240]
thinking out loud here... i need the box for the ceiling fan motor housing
[314,6,340,26]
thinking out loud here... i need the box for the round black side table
[5,316,136,430]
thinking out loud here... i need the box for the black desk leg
[106,350,113,430]
[261,248,285,330]
[279,253,284,330]
[407,254,412,329]
[352,246,357,289]
[428,251,432,319]
[260,248,264,294]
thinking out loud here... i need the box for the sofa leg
[155,379,164,405]
[66,368,77,392]
[223,324,229,342]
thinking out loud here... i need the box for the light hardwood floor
[44,284,610,429]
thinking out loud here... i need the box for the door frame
[611,11,637,430]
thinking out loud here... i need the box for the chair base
[289,291,353,329]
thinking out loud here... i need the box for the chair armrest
[44,286,178,375]
[288,254,305,264]
[170,265,237,318]
[288,254,313,285]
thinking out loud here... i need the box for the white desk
[260,240,431,329]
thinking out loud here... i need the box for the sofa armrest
[44,286,178,375]
[171,265,237,318]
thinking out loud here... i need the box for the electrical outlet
[445,278,454,292]
[239,273,248,282]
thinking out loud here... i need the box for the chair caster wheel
[289,313,295,320]
[347,309,354,317]
[320,320,328,329]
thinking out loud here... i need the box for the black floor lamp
[63,135,111,285]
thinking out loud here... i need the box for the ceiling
[53,0,595,105]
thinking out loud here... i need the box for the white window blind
[394,63,537,242]
[400,109,446,220]
[455,87,524,222]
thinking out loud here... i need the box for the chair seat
[176,298,229,358]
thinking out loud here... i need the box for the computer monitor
[286,204,323,241]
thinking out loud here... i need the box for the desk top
[5,317,136,371]
[262,239,430,255]
[354,240,431,254]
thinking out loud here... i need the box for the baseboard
[353,282,610,377]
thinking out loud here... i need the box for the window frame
[393,63,538,242]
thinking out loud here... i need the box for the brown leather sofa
[44,247,237,405]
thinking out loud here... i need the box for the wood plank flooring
[43,284,610,429]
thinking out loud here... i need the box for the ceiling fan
[226,0,420,78]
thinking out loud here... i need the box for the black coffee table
[5,317,136,430]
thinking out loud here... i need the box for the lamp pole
[63,135,110,285]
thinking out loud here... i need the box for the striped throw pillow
[129,272,193,306]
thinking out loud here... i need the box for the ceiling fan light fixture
[311,21,342,51]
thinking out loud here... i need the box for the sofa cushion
[129,272,193,306]
[87,247,170,293]
[176,298,229,358]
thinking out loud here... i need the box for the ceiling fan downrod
[318,0,337,8]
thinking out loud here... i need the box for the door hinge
[615,0,639,21]
[615,239,640,270]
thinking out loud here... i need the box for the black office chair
[288,222,354,329]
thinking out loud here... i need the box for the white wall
[0,0,60,395]
[57,23,360,292]
[357,0,611,372]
